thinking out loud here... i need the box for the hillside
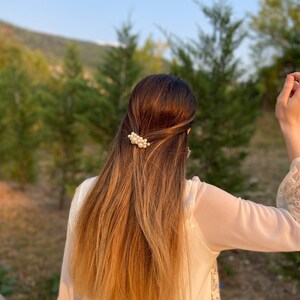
[0,19,111,69]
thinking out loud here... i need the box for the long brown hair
[71,74,196,299]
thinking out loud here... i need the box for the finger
[288,72,300,81]
[290,81,300,96]
[291,81,300,100]
[277,75,294,105]
[293,81,299,93]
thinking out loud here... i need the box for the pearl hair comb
[128,132,150,149]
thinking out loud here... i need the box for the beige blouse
[58,158,300,300]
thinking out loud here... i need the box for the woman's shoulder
[76,176,98,204]
[184,176,231,214]
[78,176,98,193]
[69,176,98,221]
[185,176,205,194]
[185,176,206,213]
[186,175,201,185]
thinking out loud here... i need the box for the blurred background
[0,0,299,299]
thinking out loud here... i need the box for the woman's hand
[276,73,300,161]
[276,73,300,126]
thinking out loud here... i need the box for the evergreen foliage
[93,20,142,142]
[135,36,168,76]
[250,0,300,109]
[0,42,41,188]
[42,43,91,208]
[249,0,300,56]
[170,1,259,192]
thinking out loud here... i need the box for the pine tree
[91,20,142,142]
[249,0,300,109]
[135,36,168,76]
[0,44,41,188]
[43,43,91,208]
[170,1,259,192]
[250,0,300,57]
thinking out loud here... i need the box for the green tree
[135,36,168,76]
[170,1,259,192]
[93,20,142,142]
[0,42,44,188]
[43,44,91,208]
[250,0,300,109]
[250,0,300,56]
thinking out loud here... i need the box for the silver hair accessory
[128,132,150,149]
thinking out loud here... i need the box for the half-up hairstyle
[71,74,196,299]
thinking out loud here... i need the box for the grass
[0,264,16,296]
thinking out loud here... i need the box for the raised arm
[276,73,300,161]
[192,74,300,253]
[193,180,300,253]
[275,73,300,223]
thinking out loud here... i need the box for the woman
[58,73,300,300]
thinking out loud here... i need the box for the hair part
[71,74,196,299]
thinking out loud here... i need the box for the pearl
[128,131,150,149]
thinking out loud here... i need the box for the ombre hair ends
[71,74,196,300]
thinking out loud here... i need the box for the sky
[0,0,260,66]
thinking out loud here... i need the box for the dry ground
[0,182,68,299]
[1,112,300,300]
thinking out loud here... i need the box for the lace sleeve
[276,157,300,223]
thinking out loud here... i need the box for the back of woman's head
[72,74,196,300]
[125,73,196,140]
